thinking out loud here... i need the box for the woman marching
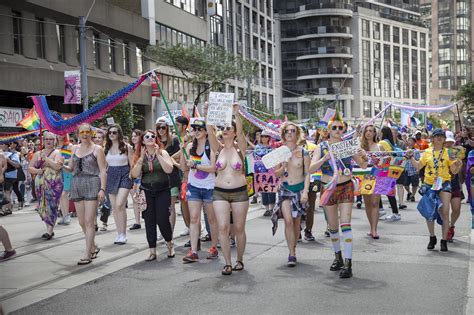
[180,118,219,263]
[64,124,107,265]
[131,130,175,261]
[57,134,73,225]
[407,129,463,251]
[272,122,311,267]
[129,129,143,230]
[205,104,249,275]
[309,112,368,278]
[28,132,64,240]
[254,130,276,217]
[105,124,133,245]
[359,125,383,239]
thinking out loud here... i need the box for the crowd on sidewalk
[1,105,474,280]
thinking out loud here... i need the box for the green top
[141,155,169,189]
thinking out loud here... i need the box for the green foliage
[303,95,327,122]
[455,81,474,124]
[146,44,258,105]
[88,91,142,135]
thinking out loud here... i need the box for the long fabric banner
[32,74,149,135]
[389,102,457,112]
[0,129,40,143]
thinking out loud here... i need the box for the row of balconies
[278,2,353,14]
[282,46,352,58]
[282,86,352,97]
[281,25,351,38]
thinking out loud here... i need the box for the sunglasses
[109,130,118,135]
[217,126,232,131]
[79,130,91,135]
[331,126,344,131]
[192,127,205,132]
[144,134,156,140]
[284,129,296,134]
[157,126,167,131]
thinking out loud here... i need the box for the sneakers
[356,201,362,209]
[63,214,71,225]
[0,249,16,261]
[304,230,315,241]
[114,234,127,245]
[287,255,297,267]
[179,227,190,236]
[447,226,455,242]
[399,204,407,209]
[206,246,219,259]
[184,240,191,247]
[201,234,211,242]
[378,209,386,217]
[129,223,141,230]
[263,209,272,217]
[410,196,415,202]
[99,223,107,231]
[385,213,401,221]
[407,193,412,202]
[182,250,199,263]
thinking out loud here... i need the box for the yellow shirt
[304,141,317,154]
[420,148,455,185]
[378,140,393,152]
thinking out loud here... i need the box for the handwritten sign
[161,110,182,122]
[262,146,292,169]
[207,92,234,126]
[328,138,360,160]
[322,108,336,122]
[255,172,280,193]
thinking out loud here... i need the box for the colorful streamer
[32,74,149,135]
[238,107,280,139]
[389,102,457,112]
[0,129,40,143]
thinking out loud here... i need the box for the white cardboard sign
[207,92,234,126]
[262,146,292,169]
[328,138,360,160]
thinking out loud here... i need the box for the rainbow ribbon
[32,74,149,135]
[238,107,280,139]
[319,147,339,206]
[0,129,40,143]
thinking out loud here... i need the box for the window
[412,49,418,99]
[137,47,143,75]
[402,29,408,45]
[362,40,371,96]
[373,22,380,40]
[123,42,130,75]
[109,39,116,72]
[56,25,65,62]
[36,19,45,59]
[92,32,100,68]
[402,48,409,98]
[420,51,427,99]
[362,19,370,38]
[12,11,22,54]
[393,46,400,98]
[392,27,400,43]
[383,25,390,42]
[384,45,391,97]
[411,31,417,47]
[420,33,426,48]
[363,101,372,117]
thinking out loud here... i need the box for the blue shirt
[405,150,420,176]
[4,151,20,179]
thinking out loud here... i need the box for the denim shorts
[186,184,213,203]
[420,181,452,194]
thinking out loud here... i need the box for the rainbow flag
[0,129,40,144]
[60,148,72,159]
[17,108,41,130]
[191,155,202,165]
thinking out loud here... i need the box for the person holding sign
[406,128,463,252]
[254,130,277,216]
[271,122,311,268]
[205,103,249,276]
[180,118,220,263]
[309,111,368,278]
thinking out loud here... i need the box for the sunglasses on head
[192,127,205,132]
[157,126,167,131]
[331,125,344,131]
[109,130,118,135]
[284,129,296,134]
[217,126,232,131]
[144,134,156,140]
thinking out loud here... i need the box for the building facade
[275,0,429,121]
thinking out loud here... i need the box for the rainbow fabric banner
[0,129,40,144]
[17,108,41,130]
[32,74,149,135]
[239,107,280,139]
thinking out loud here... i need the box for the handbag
[133,188,147,212]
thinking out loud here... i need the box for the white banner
[328,138,360,160]
[207,92,234,127]
[262,146,292,169]
[0,107,25,127]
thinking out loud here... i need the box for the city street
[1,198,473,314]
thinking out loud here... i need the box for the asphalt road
[11,200,473,315]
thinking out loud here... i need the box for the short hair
[176,116,189,126]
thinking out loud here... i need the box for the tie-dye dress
[34,158,63,226]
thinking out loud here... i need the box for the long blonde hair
[280,122,305,145]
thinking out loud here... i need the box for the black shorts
[396,171,407,185]
[403,174,420,187]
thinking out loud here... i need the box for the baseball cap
[431,128,446,137]
[190,118,206,129]
[156,116,172,126]
[445,130,455,143]
[261,130,273,137]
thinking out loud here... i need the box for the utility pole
[79,16,88,109]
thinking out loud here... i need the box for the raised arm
[234,104,247,155]
[309,144,329,173]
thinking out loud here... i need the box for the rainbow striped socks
[341,223,353,260]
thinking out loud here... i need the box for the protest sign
[207,92,234,126]
[106,117,115,125]
[322,108,336,122]
[161,110,182,121]
[255,172,280,193]
[328,138,360,160]
[262,146,292,169]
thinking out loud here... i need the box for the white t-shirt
[4,151,20,179]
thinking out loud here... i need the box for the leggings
[6,180,24,203]
[380,196,398,214]
[143,189,172,248]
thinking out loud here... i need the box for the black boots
[339,259,352,279]
[427,236,437,250]
[440,240,448,252]
[330,251,344,271]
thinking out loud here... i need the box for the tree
[146,44,258,107]
[303,95,327,122]
[89,91,142,135]
[455,81,474,124]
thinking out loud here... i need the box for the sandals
[167,243,175,258]
[145,254,157,262]
[222,265,232,276]
[77,258,92,265]
[232,261,244,271]
[41,232,54,240]
[90,247,100,259]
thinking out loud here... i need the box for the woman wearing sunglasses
[156,117,181,234]
[129,129,143,230]
[105,124,133,245]
[204,104,249,275]
[64,124,107,265]
[309,113,368,278]
[131,130,175,261]
[28,132,64,240]
[271,122,311,267]
[180,118,219,263]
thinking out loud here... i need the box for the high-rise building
[275,0,429,121]
[420,0,473,108]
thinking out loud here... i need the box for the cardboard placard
[255,172,280,193]
[328,138,360,160]
[207,92,234,126]
[262,146,292,169]
[106,117,115,125]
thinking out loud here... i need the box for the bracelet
[100,188,105,192]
